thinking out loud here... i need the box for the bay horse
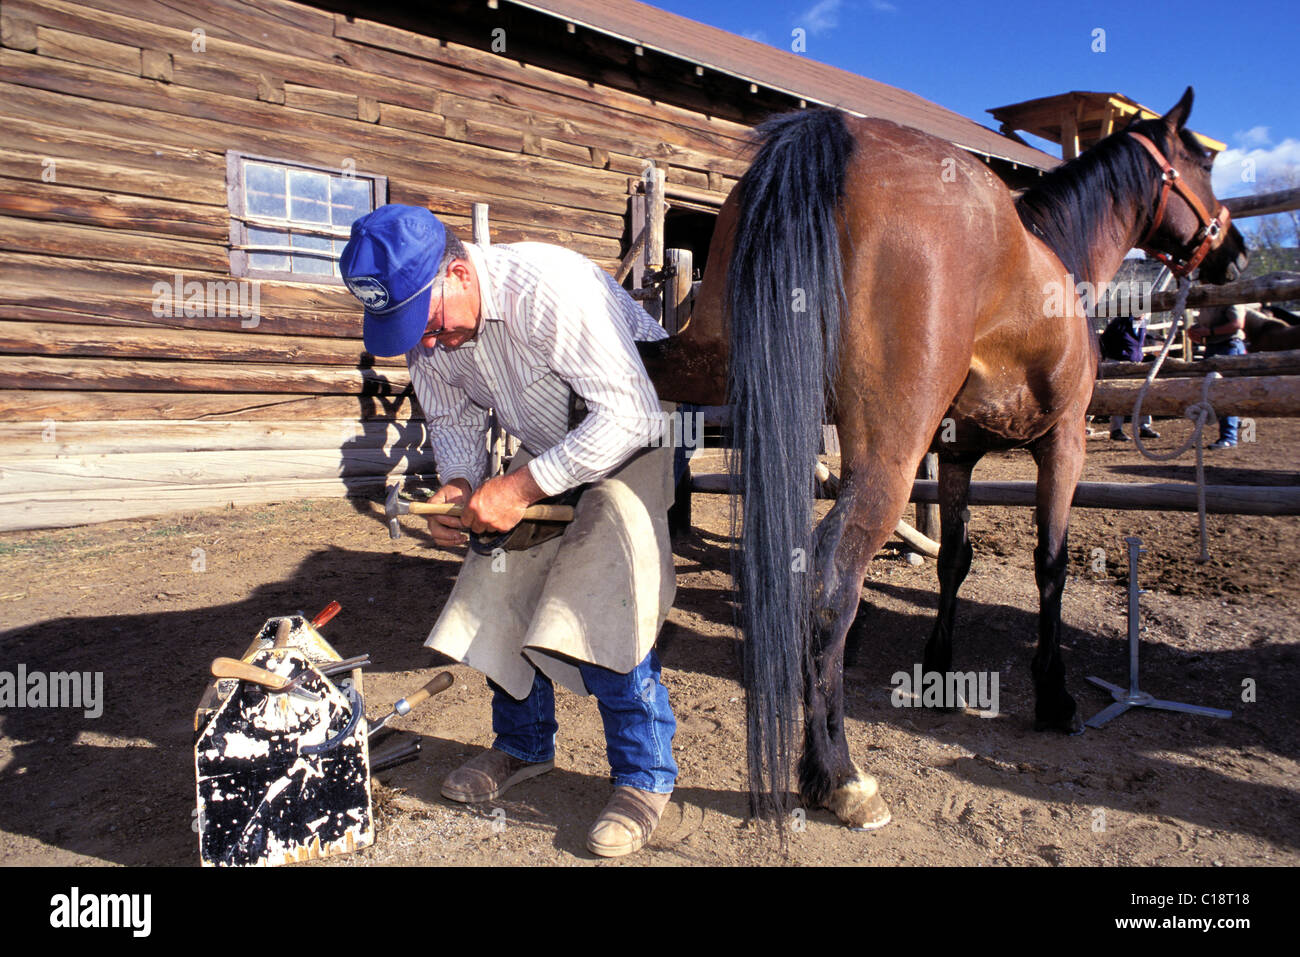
[639,87,1248,830]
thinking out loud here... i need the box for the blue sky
[649,0,1299,200]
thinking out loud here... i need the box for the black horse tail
[727,108,854,826]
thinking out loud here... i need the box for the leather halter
[1128,131,1231,278]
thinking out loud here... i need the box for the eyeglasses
[422,282,447,339]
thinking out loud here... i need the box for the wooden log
[1223,187,1300,220]
[283,82,359,119]
[1088,375,1300,417]
[892,517,940,559]
[0,419,427,457]
[910,480,1300,516]
[691,473,1300,515]
[0,391,420,421]
[663,248,692,335]
[664,181,730,207]
[140,48,172,82]
[0,117,227,203]
[0,299,361,343]
[0,15,39,51]
[0,215,228,271]
[0,253,362,338]
[0,355,412,394]
[644,166,666,276]
[1098,349,1300,379]
[1146,272,1300,313]
[36,25,140,76]
[0,447,439,494]
[0,176,228,240]
[0,475,432,532]
[472,202,490,245]
[615,227,648,284]
[0,321,402,367]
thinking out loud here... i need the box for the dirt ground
[1,416,1297,867]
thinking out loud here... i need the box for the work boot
[1139,425,1161,439]
[1209,438,1237,450]
[587,786,672,857]
[440,748,553,803]
[1110,429,1130,442]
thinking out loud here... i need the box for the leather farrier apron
[423,406,677,699]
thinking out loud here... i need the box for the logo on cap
[346,276,390,311]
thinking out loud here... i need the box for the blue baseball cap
[340,205,447,357]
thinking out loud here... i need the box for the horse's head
[1128,87,1248,284]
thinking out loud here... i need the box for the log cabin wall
[0,0,769,530]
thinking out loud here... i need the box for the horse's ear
[1164,86,1194,131]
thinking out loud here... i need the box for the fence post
[663,248,692,335]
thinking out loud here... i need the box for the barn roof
[505,0,1058,171]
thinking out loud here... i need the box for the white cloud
[741,29,771,44]
[798,0,843,35]
[1213,138,1300,197]
[1233,126,1272,148]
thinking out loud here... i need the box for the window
[226,152,387,282]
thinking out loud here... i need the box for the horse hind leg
[800,459,920,830]
[921,452,983,689]
[1030,419,1086,734]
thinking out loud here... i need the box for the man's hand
[424,478,472,546]
[463,466,547,535]
[1188,325,1208,343]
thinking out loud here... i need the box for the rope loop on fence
[1130,276,1218,562]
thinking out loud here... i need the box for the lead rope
[1129,276,1219,562]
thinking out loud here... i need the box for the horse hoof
[829,770,891,831]
[1034,711,1084,735]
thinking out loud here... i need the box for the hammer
[383,483,575,540]
[209,657,322,703]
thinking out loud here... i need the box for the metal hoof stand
[1085,536,1232,728]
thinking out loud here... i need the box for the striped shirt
[406,242,668,497]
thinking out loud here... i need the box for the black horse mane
[1016,119,1187,283]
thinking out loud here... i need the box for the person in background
[1099,313,1159,442]
[1189,304,1247,449]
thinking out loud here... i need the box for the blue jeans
[488,649,677,793]
[1204,337,1246,442]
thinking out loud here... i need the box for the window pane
[288,169,330,224]
[291,233,334,276]
[330,176,373,227]
[245,163,287,219]
[248,226,290,271]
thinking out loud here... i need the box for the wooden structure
[989,91,1226,159]
[0,0,1056,531]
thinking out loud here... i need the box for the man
[339,204,678,857]
[1098,313,1159,442]
[1189,304,1247,449]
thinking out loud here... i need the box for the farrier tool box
[193,604,372,867]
